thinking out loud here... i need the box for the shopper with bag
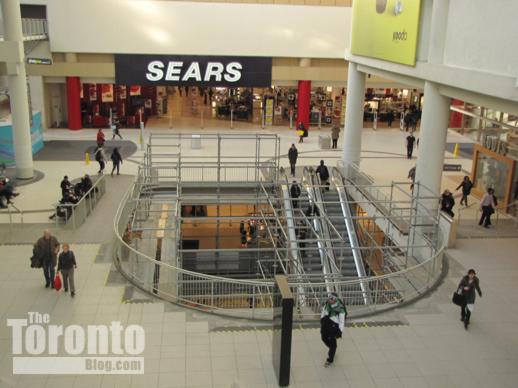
[57,243,77,297]
[34,230,60,289]
[479,188,497,228]
[456,269,482,330]
[320,293,347,367]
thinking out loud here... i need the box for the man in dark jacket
[458,269,482,329]
[288,144,298,177]
[290,181,301,209]
[58,243,77,296]
[406,133,416,159]
[316,160,330,188]
[60,176,71,196]
[35,230,60,288]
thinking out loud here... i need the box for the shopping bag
[53,274,62,291]
[467,304,475,312]
[452,292,465,306]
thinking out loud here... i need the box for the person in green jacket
[320,293,347,367]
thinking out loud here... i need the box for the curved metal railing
[113,169,447,320]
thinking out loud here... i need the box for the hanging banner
[101,84,114,102]
[340,96,346,126]
[115,54,272,87]
[118,85,127,99]
[88,84,97,101]
[156,86,166,99]
[265,98,274,126]
[130,85,141,96]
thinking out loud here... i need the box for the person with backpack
[456,176,474,207]
[94,145,106,174]
[288,144,298,177]
[111,121,123,140]
[110,147,123,176]
[57,243,77,297]
[316,160,330,189]
[320,293,347,367]
[297,122,307,143]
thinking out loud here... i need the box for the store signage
[443,164,462,172]
[351,0,422,66]
[27,58,52,65]
[115,54,272,87]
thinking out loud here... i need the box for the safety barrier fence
[113,162,446,320]
[0,18,48,41]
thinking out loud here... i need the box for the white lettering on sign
[224,62,242,82]
[165,61,183,81]
[145,61,164,81]
[204,62,224,82]
[182,62,202,82]
[145,60,243,83]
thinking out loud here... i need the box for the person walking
[479,188,496,228]
[57,243,77,297]
[110,147,123,176]
[331,124,340,149]
[94,145,106,174]
[320,293,347,367]
[387,110,394,127]
[297,122,306,143]
[456,176,474,207]
[288,144,298,177]
[440,189,455,217]
[406,132,416,159]
[457,269,482,330]
[290,181,301,209]
[35,230,60,288]
[408,166,416,191]
[316,160,330,188]
[111,122,123,140]
[96,128,105,147]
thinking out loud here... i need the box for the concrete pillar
[1,0,34,179]
[415,81,450,197]
[342,62,366,166]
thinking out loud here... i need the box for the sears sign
[115,54,272,87]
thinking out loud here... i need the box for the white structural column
[1,0,34,179]
[342,62,366,166]
[414,81,450,196]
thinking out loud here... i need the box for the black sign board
[115,54,272,87]
[443,164,462,172]
[27,57,52,65]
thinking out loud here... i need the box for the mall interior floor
[0,124,517,387]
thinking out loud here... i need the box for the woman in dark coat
[111,147,123,176]
[457,269,482,329]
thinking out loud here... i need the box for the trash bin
[191,134,201,149]
[319,135,331,149]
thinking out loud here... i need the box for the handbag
[53,274,62,291]
[467,304,475,312]
[452,291,465,306]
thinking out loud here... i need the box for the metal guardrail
[113,161,447,320]
[0,18,48,41]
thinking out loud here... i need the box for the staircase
[296,188,324,275]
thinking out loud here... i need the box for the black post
[272,274,294,387]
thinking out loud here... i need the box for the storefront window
[474,153,509,204]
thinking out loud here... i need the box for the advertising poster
[351,0,422,66]
[88,84,97,101]
[130,85,141,96]
[101,84,114,102]
[265,98,274,126]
